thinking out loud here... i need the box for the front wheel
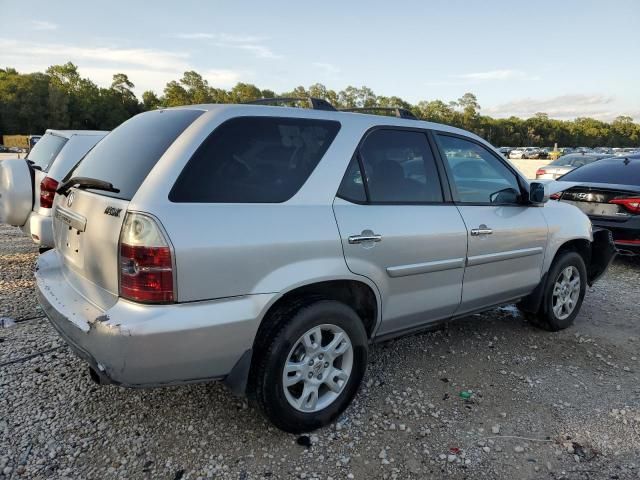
[528,251,587,331]
[249,300,368,433]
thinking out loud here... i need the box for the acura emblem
[67,191,75,207]
[576,193,589,200]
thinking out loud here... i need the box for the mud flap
[223,349,253,397]
[588,228,617,286]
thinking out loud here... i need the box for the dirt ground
[1,223,639,479]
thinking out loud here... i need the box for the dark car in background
[536,153,613,179]
[555,155,640,255]
[498,147,512,158]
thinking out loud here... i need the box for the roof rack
[339,107,418,120]
[243,97,336,112]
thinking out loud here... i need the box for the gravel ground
[1,223,639,480]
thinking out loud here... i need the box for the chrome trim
[467,246,544,267]
[386,257,465,277]
[348,233,382,244]
[470,228,493,236]
[54,206,87,232]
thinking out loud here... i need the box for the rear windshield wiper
[57,177,120,196]
[26,160,42,171]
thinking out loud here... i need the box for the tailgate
[52,189,129,310]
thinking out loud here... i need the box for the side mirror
[528,182,549,205]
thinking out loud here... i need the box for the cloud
[0,38,245,95]
[211,42,281,59]
[312,62,341,75]
[454,69,540,81]
[31,20,58,31]
[173,31,281,59]
[0,38,190,71]
[485,94,625,120]
[174,32,264,43]
[202,68,243,86]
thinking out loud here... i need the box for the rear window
[170,116,340,203]
[68,109,203,199]
[560,159,640,185]
[27,133,67,171]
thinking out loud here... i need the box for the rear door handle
[349,232,382,244]
[470,226,493,236]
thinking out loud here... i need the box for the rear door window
[68,109,203,199]
[27,133,67,171]
[170,117,340,203]
[342,129,443,203]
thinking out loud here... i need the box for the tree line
[1,62,639,147]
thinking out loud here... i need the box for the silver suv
[36,101,615,432]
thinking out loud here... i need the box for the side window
[436,134,521,204]
[357,129,443,203]
[337,156,367,203]
[170,117,340,203]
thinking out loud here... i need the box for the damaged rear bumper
[35,251,274,388]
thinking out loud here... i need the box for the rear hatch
[51,108,203,310]
[559,184,639,221]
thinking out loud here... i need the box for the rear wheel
[249,300,368,433]
[527,251,587,331]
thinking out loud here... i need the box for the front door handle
[470,225,493,236]
[349,231,382,244]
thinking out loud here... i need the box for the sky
[1,0,639,121]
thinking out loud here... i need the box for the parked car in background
[614,148,640,156]
[509,148,525,159]
[555,154,640,255]
[559,147,574,156]
[0,129,108,249]
[536,153,613,179]
[35,102,614,433]
[523,148,548,159]
[498,147,512,158]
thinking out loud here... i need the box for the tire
[528,251,587,331]
[249,300,368,433]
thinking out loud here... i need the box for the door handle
[349,232,382,244]
[470,225,493,236]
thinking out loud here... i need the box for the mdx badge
[104,206,122,217]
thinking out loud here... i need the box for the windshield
[68,109,204,200]
[26,133,67,171]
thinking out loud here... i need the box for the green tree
[141,90,161,110]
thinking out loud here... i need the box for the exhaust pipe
[88,366,111,385]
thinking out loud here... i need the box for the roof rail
[243,97,336,112]
[339,107,418,120]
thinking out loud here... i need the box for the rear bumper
[590,217,640,255]
[35,251,274,387]
[19,211,53,247]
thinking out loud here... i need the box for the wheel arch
[257,278,381,341]
[224,277,381,397]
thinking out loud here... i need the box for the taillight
[119,213,174,303]
[610,197,640,214]
[535,168,546,177]
[550,193,561,200]
[39,176,59,208]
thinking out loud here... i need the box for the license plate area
[54,207,87,267]
[563,200,626,218]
